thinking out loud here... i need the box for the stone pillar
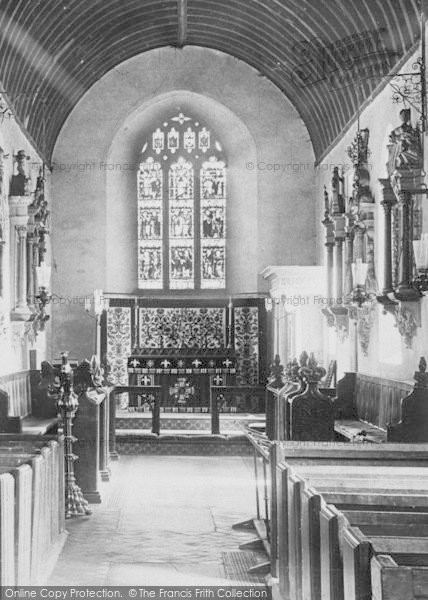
[26,233,35,308]
[325,222,335,300]
[343,230,353,299]
[334,216,346,302]
[388,167,421,301]
[32,241,40,301]
[379,179,395,296]
[15,225,30,318]
[9,195,31,321]
[396,191,417,299]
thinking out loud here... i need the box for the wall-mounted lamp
[412,234,428,293]
[350,258,372,307]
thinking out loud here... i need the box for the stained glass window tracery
[138,114,226,290]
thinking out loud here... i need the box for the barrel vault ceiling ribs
[0,0,421,162]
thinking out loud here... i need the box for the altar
[126,351,237,411]
[102,296,268,391]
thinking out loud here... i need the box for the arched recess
[51,46,315,359]
[106,90,258,295]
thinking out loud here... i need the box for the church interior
[1,0,428,595]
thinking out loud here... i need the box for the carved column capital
[16,225,27,239]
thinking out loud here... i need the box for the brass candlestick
[57,352,92,518]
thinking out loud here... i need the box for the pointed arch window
[137,113,226,290]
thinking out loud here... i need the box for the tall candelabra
[57,352,92,518]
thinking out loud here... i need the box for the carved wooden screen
[138,113,226,290]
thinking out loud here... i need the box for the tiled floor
[48,455,265,586]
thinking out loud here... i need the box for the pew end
[372,552,428,600]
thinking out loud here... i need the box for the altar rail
[113,383,264,435]
[210,385,265,434]
[0,434,66,585]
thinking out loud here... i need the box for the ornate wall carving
[138,307,226,349]
[234,306,259,385]
[103,300,264,387]
[106,307,132,384]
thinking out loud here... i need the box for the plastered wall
[51,46,316,360]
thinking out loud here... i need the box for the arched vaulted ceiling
[0,0,422,162]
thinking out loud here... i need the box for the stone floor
[47,455,265,586]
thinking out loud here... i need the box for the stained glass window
[137,114,226,290]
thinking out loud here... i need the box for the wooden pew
[285,473,428,600]
[270,444,428,600]
[241,432,428,594]
[73,387,106,503]
[340,519,428,600]
[371,553,428,600]
[333,372,413,443]
[0,371,58,435]
[265,357,425,445]
[280,463,428,600]
[0,435,66,585]
[388,357,428,443]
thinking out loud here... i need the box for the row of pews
[0,359,117,504]
[240,355,428,600]
[241,432,428,600]
[266,353,428,443]
[0,434,66,585]
[271,442,428,600]
[0,355,117,584]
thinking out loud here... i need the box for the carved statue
[90,355,105,389]
[39,361,61,396]
[10,150,31,196]
[389,108,422,171]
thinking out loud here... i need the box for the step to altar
[116,410,264,432]
[115,411,264,455]
[116,433,252,455]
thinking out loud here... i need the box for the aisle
[48,455,263,586]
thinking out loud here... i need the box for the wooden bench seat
[0,371,58,435]
[333,372,414,444]
[20,416,58,435]
[334,419,388,443]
